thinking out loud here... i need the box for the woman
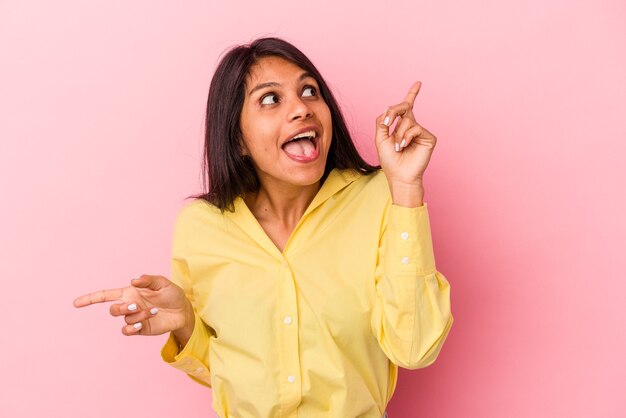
[74,37,453,418]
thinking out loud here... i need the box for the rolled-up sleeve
[371,202,454,369]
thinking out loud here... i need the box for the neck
[244,179,321,227]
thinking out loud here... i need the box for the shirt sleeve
[370,202,454,369]
[161,305,212,387]
[159,205,214,387]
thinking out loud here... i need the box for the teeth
[290,130,316,141]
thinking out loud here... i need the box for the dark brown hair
[193,37,379,212]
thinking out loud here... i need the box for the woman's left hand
[375,81,437,189]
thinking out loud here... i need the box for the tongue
[283,138,315,157]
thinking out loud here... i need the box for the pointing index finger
[73,288,124,308]
[404,81,422,108]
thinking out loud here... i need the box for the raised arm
[370,82,453,368]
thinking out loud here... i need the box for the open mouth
[281,130,320,162]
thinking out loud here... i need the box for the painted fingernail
[383,116,390,126]
[400,138,407,148]
[133,322,142,330]
[395,143,400,152]
[150,307,158,315]
[128,303,137,311]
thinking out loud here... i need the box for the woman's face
[239,56,332,191]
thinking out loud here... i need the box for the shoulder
[171,198,229,254]
[340,168,390,196]
[333,168,391,210]
[173,198,223,234]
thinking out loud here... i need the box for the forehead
[245,56,309,88]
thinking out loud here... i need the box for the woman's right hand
[73,275,195,345]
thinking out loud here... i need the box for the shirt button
[195,367,204,373]
[401,232,409,240]
[401,256,410,264]
[283,316,293,325]
[287,375,296,383]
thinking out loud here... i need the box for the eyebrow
[248,72,316,97]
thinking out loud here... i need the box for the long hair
[193,37,379,212]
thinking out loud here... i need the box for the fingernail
[150,307,158,315]
[383,116,390,126]
[128,303,137,311]
[395,143,400,152]
[400,138,407,148]
[133,322,142,330]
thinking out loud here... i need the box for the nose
[287,95,313,121]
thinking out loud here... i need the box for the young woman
[74,37,453,418]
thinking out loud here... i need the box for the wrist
[173,298,195,348]
[389,180,424,208]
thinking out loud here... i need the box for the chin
[284,160,327,186]
[290,168,325,187]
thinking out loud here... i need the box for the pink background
[1,0,625,417]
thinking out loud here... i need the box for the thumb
[131,275,167,291]
[375,109,392,147]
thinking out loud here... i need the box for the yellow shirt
[161,168,453,418]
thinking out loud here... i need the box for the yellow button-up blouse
[161,168,453,418]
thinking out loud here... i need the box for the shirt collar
[225,168,362,258]
[303,168,361,216]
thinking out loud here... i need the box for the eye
[303,85,317,97]
[260,93,279,105]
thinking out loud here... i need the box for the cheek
[321,105,332,127]
[244,136,278,163]
[322,107,332,144]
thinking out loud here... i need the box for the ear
[237,135,249,157]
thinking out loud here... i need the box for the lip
[282,125,320,147]
[281,124,322,163]
[283,136,320,163]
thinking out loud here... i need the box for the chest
[187,214,381,342]
[256,218,292,253]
